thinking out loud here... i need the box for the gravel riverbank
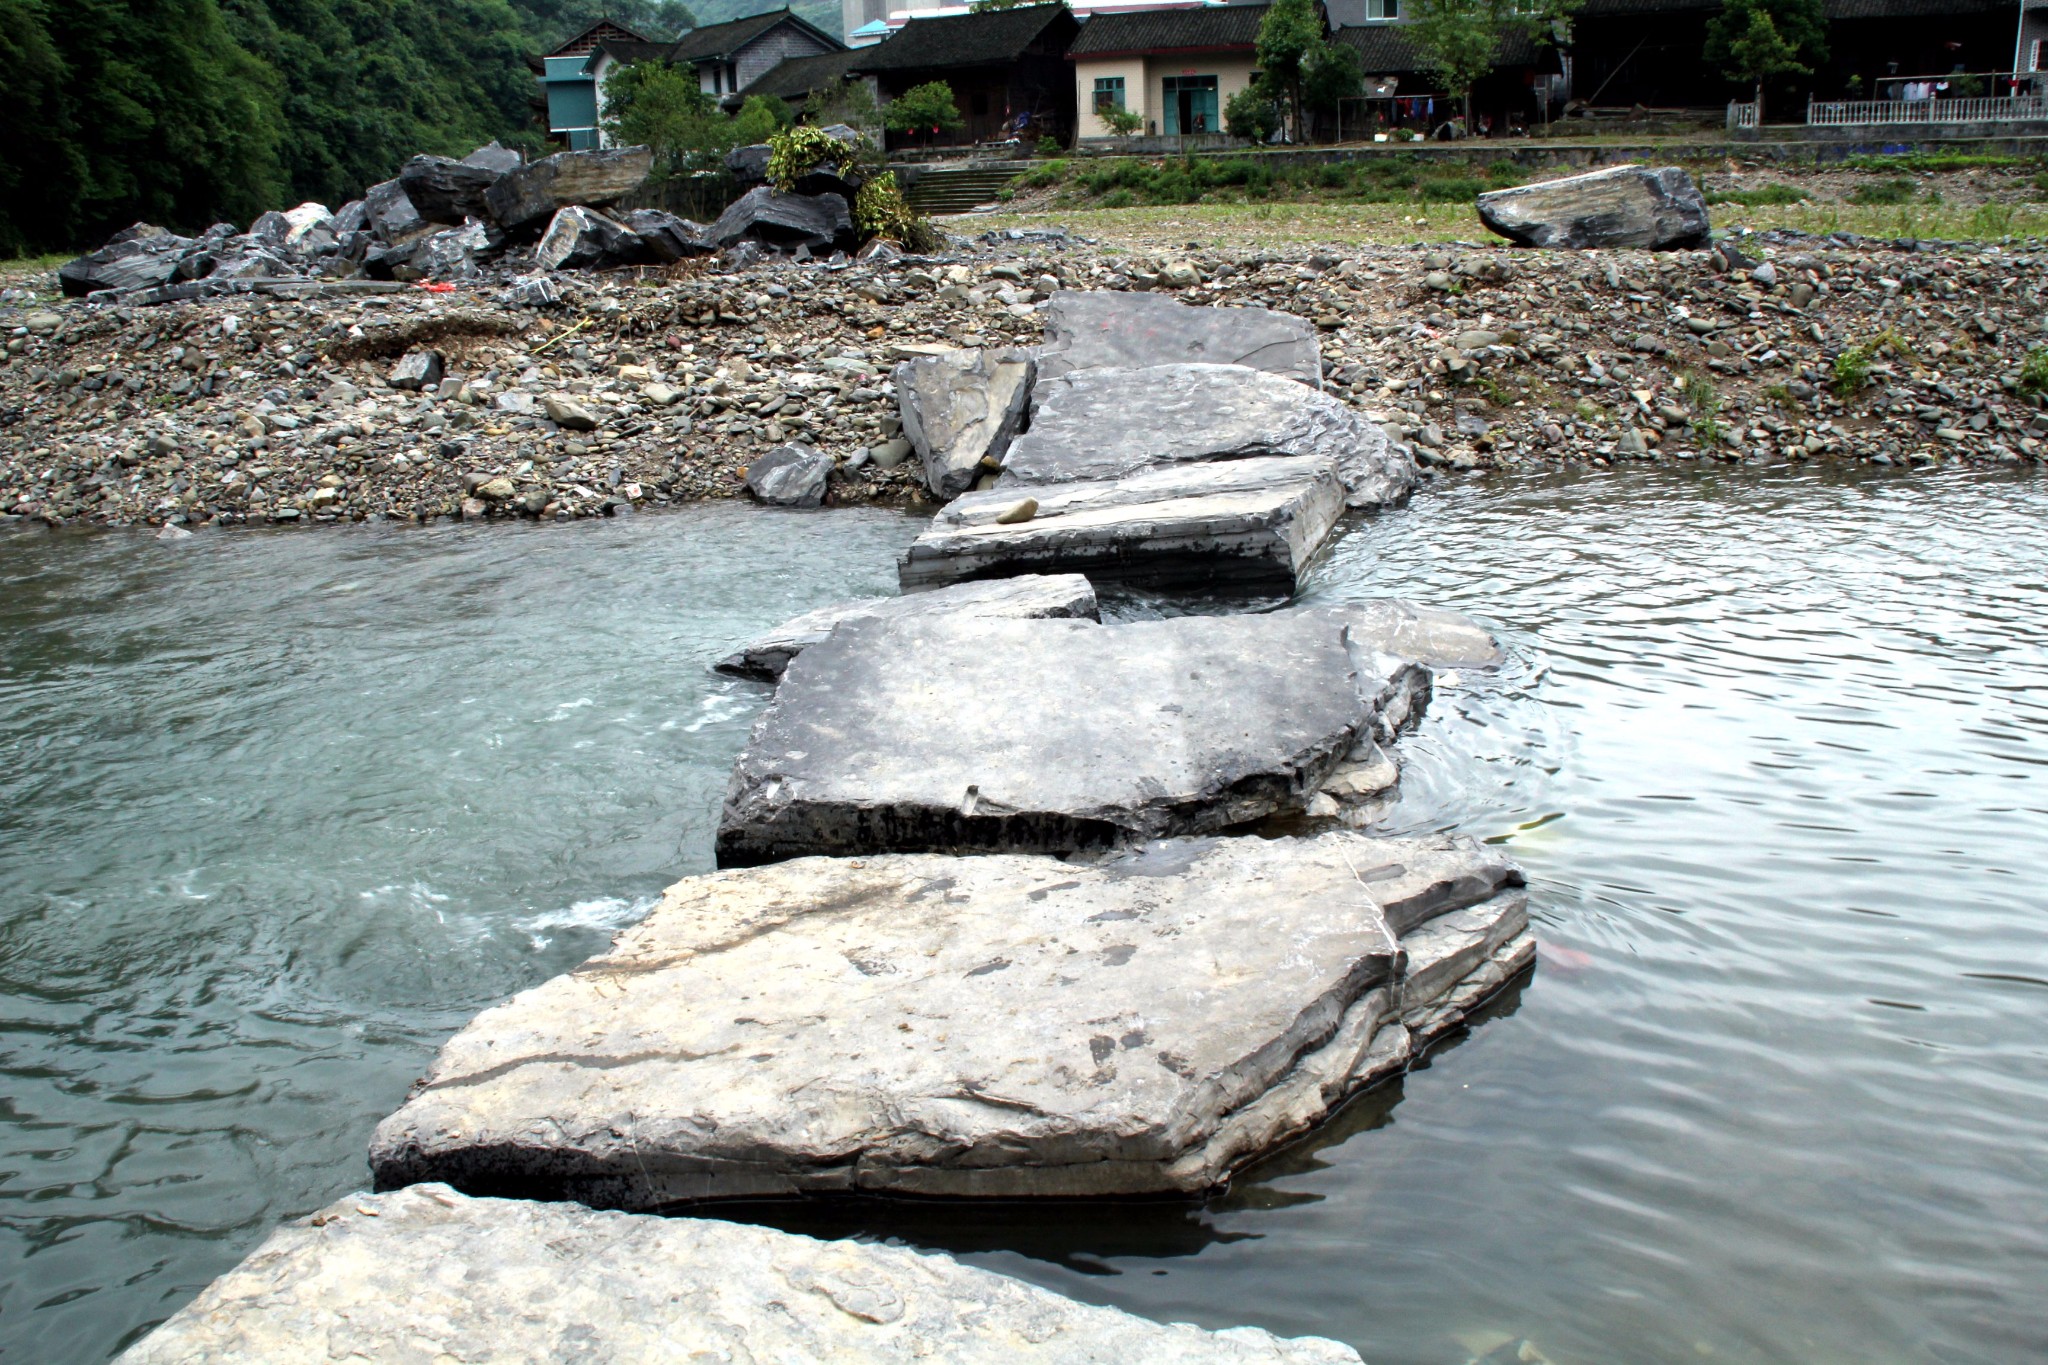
[3,225,2044,530]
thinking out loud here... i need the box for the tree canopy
[1408,0,1577,123]
[0,0,705,256]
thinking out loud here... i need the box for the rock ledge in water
[1036,291,1323,387]
[367,833,1527,1205]
[118,1184,1360,1364]
[898,455,1346,593]
[1006,363,1414,509]
[716,573,1099,681]
[715,608,1421,865]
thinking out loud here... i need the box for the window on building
[2032,38,2043,73]
[1094,76,1125,112]
[1364,0,1398,19]
[1161,74,1218,135]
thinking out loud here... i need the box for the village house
[844,3,1082,147]
[665,7,846,103]
[1068,4,1268,141]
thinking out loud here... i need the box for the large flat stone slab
[1476,165,1710,250]
[1037,291,1322,387]
[715,573,1100,681]
[897,455,1345,593]
[714,608,1420,865]
[1005,363,1415,509]
[367,832,1526,1206]
[120,1184,1359,1363]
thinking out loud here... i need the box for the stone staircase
[903,162,1030,215]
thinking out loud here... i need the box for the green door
[1162,75,1219,135]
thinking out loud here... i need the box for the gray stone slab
[367,832,1524,1205]
[716,573,1099,682]
[897,455,1346,593]
[745,443,834,507]
[1476,165,1710,250]
[713,607,1421,865]
[894,348,1036,500]
[120,1184,1359,1364]
[1004,363,1413,509]
[1037,291,1322,387]
[485,145,654,235]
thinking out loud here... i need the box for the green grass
[1707,184,1810,207]
[1839,152,2021,173]
[1011,153,1532,210]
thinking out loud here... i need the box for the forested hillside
[0,0,696,255]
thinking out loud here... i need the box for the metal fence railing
[1808,96,2048,125]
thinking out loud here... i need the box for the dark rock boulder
[1475,165,1711,250]
[725,143,771,183]
[58,228,193,297]
[535,206,642,271]
[743,443,835,507]
[484,146,653,235]
[399,155,503,226]
[624,209,711,262]
[705,187,853,253]
[362,178,426,243]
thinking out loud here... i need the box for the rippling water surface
[2,469,2044,1363]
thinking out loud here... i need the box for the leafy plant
[732,95,791,145]
[1833,331,1915,398]
[1099,104,1144,138]
[1704,0,1826,123]
[852,171,940,252]
[766,124,857,192]
[1681,370,1724,444]
[1409,0,1580,128]
[605,61,734,179]
[1037,135,1061,157]
[1225,88,1281,142]
[2020,347,2048,399]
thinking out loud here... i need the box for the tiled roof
[1822,0,2014,15]
[849,4,1076,72]
[1069,5,1270,58]
[547,17,656,58]
[1335,23,1548,74]
[741,47,864,99]
[669,7,840,63]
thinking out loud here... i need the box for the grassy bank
[962,198,2048,250]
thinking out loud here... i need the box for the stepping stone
[1005,363,1415,509]
[366,832,1528,1206]
[714,607,1422,866]
[715,573,1099,682]
[897,455,1345,594]
[1336,597,1505,671]
[1036,290,1322,387]
[119,1184,1360,1364]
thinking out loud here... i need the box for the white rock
[118,1184,1362,1364]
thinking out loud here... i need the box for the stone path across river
[119,292,1532,1364]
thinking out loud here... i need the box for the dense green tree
[1223,85,1280,142]
[884,81,963,144]
[733,93,792,143]
[1408,0,1576,127]
[1704,0,1825,120]
[0,0,86,253]
[1253,0,1323,141]
[604,58,734,177]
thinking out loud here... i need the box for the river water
[1,467,2043,1363]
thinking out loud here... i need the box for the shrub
[1849,178,1916,206]
[853,171,941,252]
[1037,135,1061,157]
[1100,188,1136,208]
[733,95,791,145]
[1224,87,1279,142]
[2020,347,2048,399]
[1099,104,1144,138]
[885,81,963,138]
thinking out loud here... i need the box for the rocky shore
[5,218,2046,531]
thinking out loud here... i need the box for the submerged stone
[1036,291,1322,387]
[897,455,1346,593]
[1005,363,1414,509]
[715,573,1099,682]
[119,1184,1360,1363]
[367,832,1527,1205]
[714,607,1422,865]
